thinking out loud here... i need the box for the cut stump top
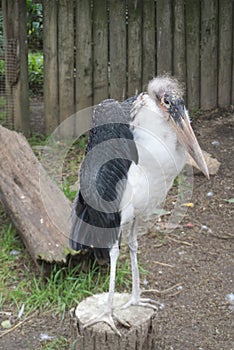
[71,293,158,350]
[76,292,155,333]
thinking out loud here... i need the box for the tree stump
[70,293,158,350]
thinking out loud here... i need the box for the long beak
[169,104,210,179]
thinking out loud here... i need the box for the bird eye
[161,96,171,109]
[164,99,170,107]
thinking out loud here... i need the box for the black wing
[70,99,138,262]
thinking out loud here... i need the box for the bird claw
[121,297,164,311]
[82,310,130,336]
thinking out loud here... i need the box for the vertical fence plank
[93,0,108,105]
[200,0,218,110]
[185,0,200,110]
[43,0,59,133]
[218,0,233,107]
[15,0,29,134]
[142,0,156,90]
[75,0,92,111]
[128,0,142,96]
[2,0,29,134]
[58,0,74,125]
[173,0,186,86]
[109,0,127,100]
[156,0,172,75]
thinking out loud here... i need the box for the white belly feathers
[120,111,186,226]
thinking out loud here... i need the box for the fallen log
[0,125,71,264]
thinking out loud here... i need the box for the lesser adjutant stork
[70,76,209,335]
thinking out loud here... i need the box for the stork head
[148,76,209,179]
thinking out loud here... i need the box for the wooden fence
[2,0,234,134]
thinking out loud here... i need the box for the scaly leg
[83,240,128,336]
[122,219,162,310]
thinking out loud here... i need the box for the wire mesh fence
[0,40,18,130]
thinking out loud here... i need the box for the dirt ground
[0,110,233,350]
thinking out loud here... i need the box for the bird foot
[82,310,130,336]
[121,297,164,311]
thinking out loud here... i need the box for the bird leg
[121,219,162,310]
[82,241,129,336]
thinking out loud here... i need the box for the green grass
[61,178,77,201]
[38,336,69,350]
[0,223,134,319]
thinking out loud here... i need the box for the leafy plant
[26,0,43,51]
[28,51,43,95]
[225,198,234,204]
[0,59,5,75]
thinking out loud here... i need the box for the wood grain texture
[58,0,75,123]
[71,293,157,350]
[93,0,108,104]
[0,125,71,264]
[43,0,59,132]
[218,0,233,107]
[156,0,172,75]
[142,0,156,91]
[76,0,93,110]
[109,0,127,100]
[200,0,218,110]
[185,0,200,110]
[2,0,29,133]
[128,0,142,96]
[173,0,186,85]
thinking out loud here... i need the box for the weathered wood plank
[142,0,156,90]
[2,0,29,134]
[58,0,75,123]
[109,0,127,100]
[93,0,108,105]
[43,0,59,132]
[185,0,200,110]
[218,0,232,107]
[200,0,218,110]
[128,0,142,96]
[75,0,92,110]
[173,0,186,85]
[156,0,172,75]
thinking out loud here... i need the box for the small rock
[225,293,234,304]
[206,191,214,197]
[225,293,234,311]
[211,140,220,146]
